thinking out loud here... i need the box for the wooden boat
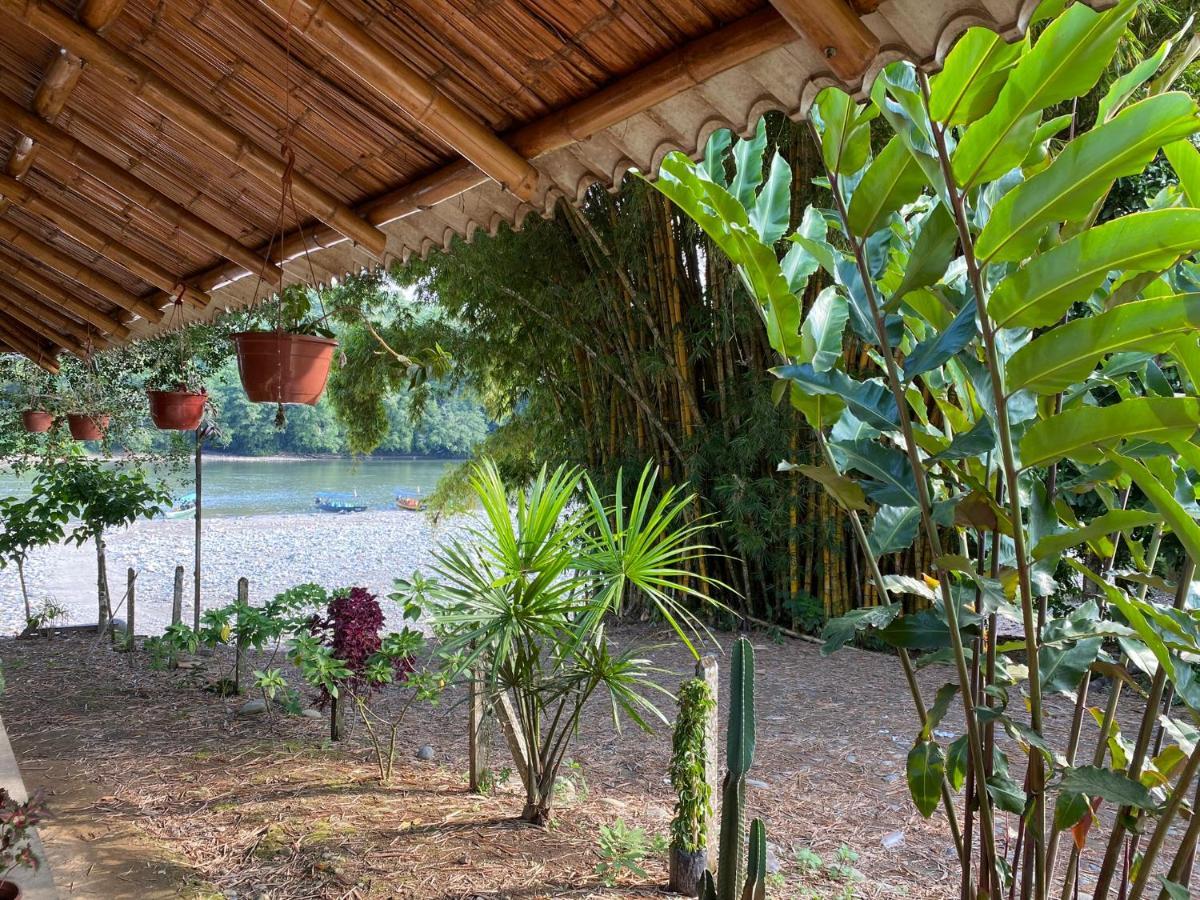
[395,487,426,512]
[315,491,368,513]
[163,491,196,520]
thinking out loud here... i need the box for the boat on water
[315,491,368,513]
[395,487,426,512]
[163,491,196,520]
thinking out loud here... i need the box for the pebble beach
[0,509,462,635]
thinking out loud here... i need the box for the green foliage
[669,677,715,853]
[594,819,666,886]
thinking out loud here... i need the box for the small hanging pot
[148,388,206,431]
[21,410,53,433]
[232,332,336,406]
[67,413,109,441]
[0,877,21,899]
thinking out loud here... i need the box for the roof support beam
[194,8,799,289]
[0,220,163,321]
[0,135,37,216]
[0,250,132,339]
[0,172,209,306]
[0,93,279,279]
[254,0,540,202]
[0,280,110,347]
[0,0,388,258]
[0,315,58,371]
[0,298,87,357]
[79,0,127,32]
[766,0,878,82]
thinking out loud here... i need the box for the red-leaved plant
[307,587,413,705]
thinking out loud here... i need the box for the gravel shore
[0,510,466,635]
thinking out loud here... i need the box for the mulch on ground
[0,624,1123,899]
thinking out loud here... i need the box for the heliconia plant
[651,1,1200,897]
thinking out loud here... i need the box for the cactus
[699,636,768,900]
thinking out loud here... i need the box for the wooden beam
[0,0,388,258]
[0,250,131,338]
[0,93,278,278]
[32,49,83,120]
[0,220,163,321]
[79,0,127,32]
[0,315,58,371]
[0,300,87,357]
[194,8,799,289]
[254,0,539,202]
[0,136,37,216]
[766,0,878,82]
[0,172,209,306]
[0,280,110,347]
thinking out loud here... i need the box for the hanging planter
[148,388,207,430]
[20,410,53,433]
[233,332,336,406]
[67,413,109,441]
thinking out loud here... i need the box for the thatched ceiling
[0,0,1071,367]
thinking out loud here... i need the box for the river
[0,456,457,518]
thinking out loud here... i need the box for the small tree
[399,459,723,825]
[35,461,170,630]
[0,494,68,622]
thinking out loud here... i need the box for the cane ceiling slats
[0,0,1073,359]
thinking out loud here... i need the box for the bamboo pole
[0,253,130,338]
[0,137,36,217]
[0,301,87,357]
[0,220,163,321]
[0,0,388,258]
[189,8,798,291]
[767,0,878,81]
[0,172,209,306]
[0,281,110,346]
[254,0,539,201]
[0,317,57,372]
[80,0,127,31]
[0,93,277,278]
[32,50,83,119]
[124,567,136,652]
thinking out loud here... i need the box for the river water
[0,456,456,518]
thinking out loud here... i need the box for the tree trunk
[193,429,203,631]
[95,532,110,634]
[16,558,30,623]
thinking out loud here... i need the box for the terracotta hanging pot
[0,878,20,899]
[147,389,206,431]
[232,332,336,406]
[21,410,53,433]
[67,413,110,441]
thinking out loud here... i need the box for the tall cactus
[699,636,767,900]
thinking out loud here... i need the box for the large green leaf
[1165,139,1200,207]
[1058,766,1158,810]
[928,28,1024,127]
[976,92,1200,263]
[749,150,792,245]
[891,205,957,304]
[1039,637,1103,697]
[907,740,945,818]
[781,462,868,512]
[1032,509,1162,561]
[868,505,921,556]
[1006,293,1200,393]
[730,119,767,210]
[830,439,920,508]
[1020,397,1200,468]
[820,603,901,655]
[815,88,875,176]
[773,365,898,430]
[951,0,1137,188]
[799,286,849,372]
[1096,19,1185,123]
[903,301,977,380]
[989,210,1200,329]
[847,136,926,237]
[1106,450,1200,565]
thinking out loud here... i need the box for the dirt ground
[0,625,1190,899]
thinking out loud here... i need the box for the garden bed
[0,625,1160,899]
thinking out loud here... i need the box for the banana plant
[651,2,1200,897]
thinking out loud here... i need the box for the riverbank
[0,510,463,635]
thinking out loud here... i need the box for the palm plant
[399,459,722,824]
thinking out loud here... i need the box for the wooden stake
[193,429,203,632]
[235,576,248,694]
[767,0,878,82]
[0,172,210,306]
[0,251,130,338]
[0,93,277,278]
[124,567,136,651]
[171,565,184,627]
[0,220,163,321]
[697,655,720,871]
[256,0,539,201]
[468,668,493,793]
[0,0,388,257]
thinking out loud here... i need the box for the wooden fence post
[698,654,720,871]
[234,577,247,694]
[124,567,136,651]
[468,669,492,792]
[171,565,184,626]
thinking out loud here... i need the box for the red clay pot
[67,413,109,441]
[0,878,19,899]
[21,410,52,433]
[233,331,337,406]
[148,389,206,431]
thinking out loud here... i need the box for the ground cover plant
[653,0,1200,896]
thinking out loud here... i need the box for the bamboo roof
[0,0,1082,364]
